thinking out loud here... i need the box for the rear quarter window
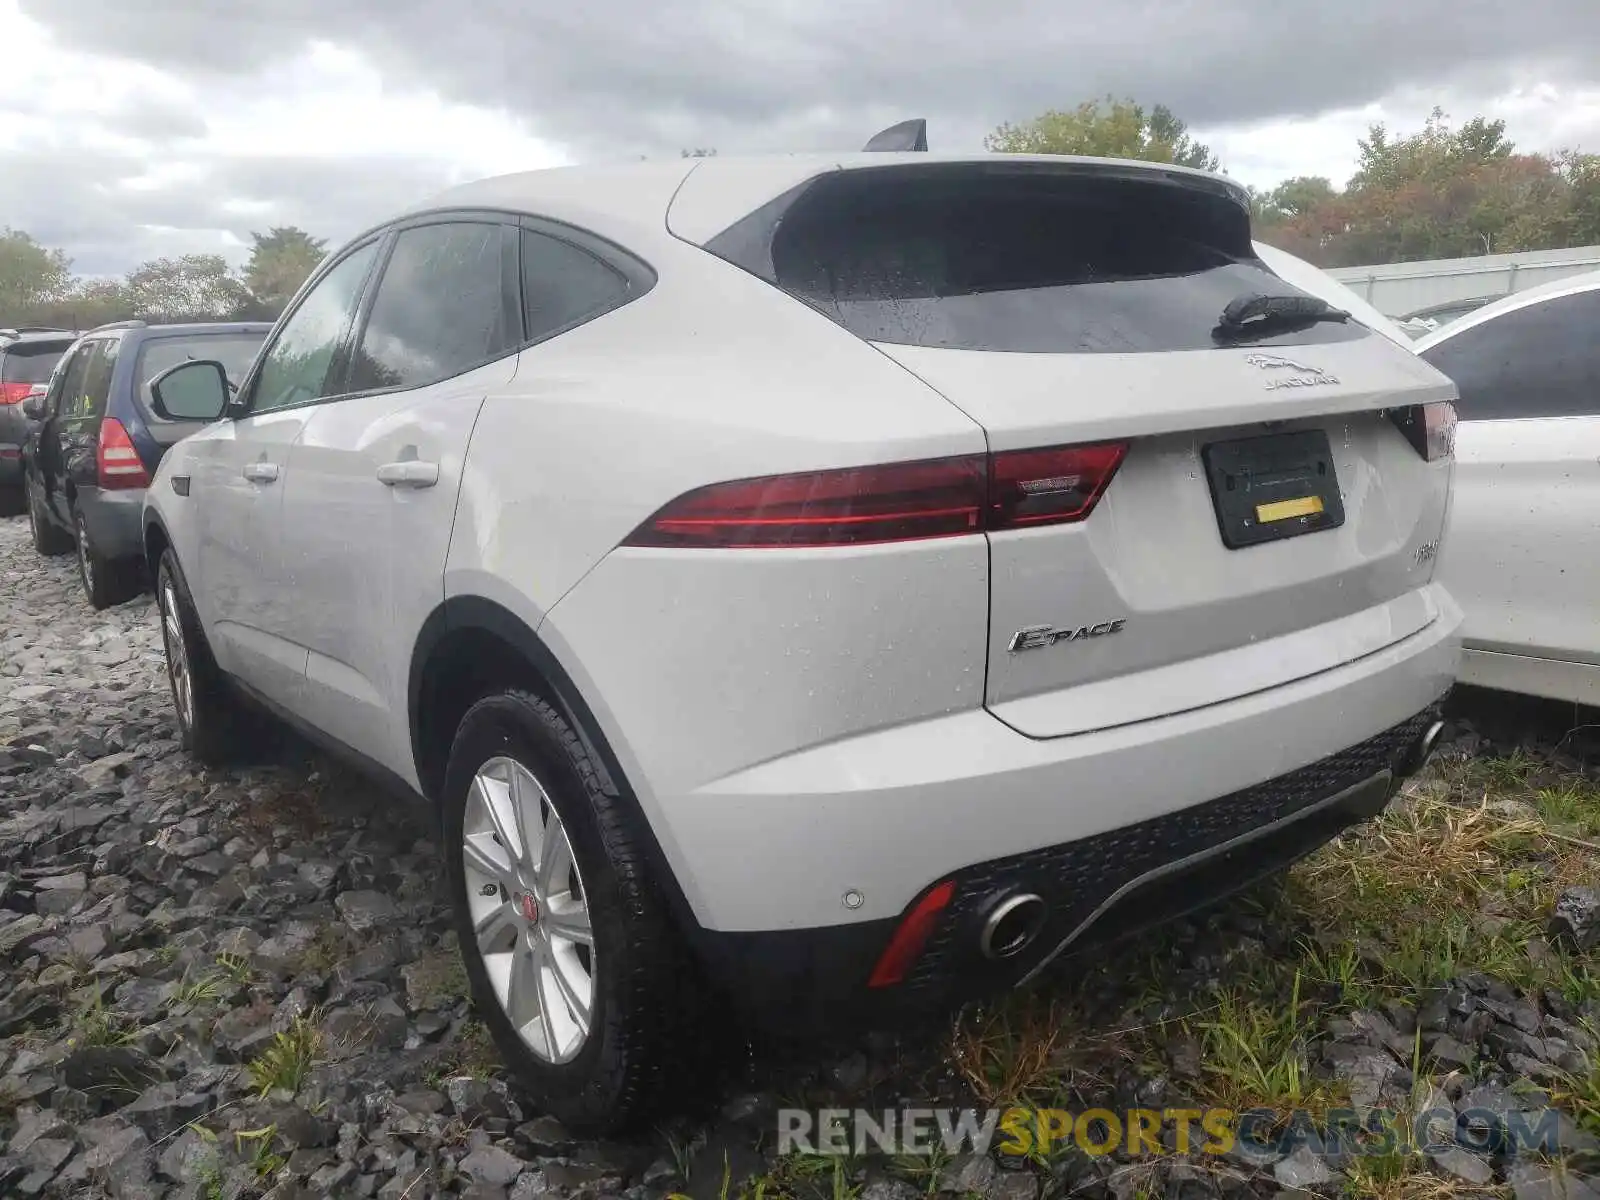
[711,165,1371,354]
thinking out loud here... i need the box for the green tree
[1258,109,1588,267]
[124,254,248,320]
[1253,176,1338,224]
[0,228,72,318]
[985,96,1220,171]
[242,226,327,314]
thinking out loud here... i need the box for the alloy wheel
[462,755,595,1064]
[159,577,194,732]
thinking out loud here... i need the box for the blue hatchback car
[21,320,269,608]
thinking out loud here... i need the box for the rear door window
[60,340,116,424]
[711,165,1371,354]
[347,221,515,392]
[47,344,91,417]
[1419,289,1600,419]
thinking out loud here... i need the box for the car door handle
[376,460,440,488]
[242,462,279,483]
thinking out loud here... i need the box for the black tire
[0,485,23,517]
[442,689,692,1134]
[155,548,251,766]
[26,481,71,555]
[75,508,139,610]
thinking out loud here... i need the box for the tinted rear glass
[135,334,266,413]
[719,166,1369,354]
[1,341,71,383]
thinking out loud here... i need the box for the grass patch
[246,1017,323,1097]
[738,1153,858,1200]
[1185,971,1343,1121]
[66,992,136,1050]
[938,727,1600,1174]
[425,1018,500,1086]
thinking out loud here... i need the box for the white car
[141,146,1462,1131]
[1415,271,1600,705]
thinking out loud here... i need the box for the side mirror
[149,359,232,422]
[20,385,47,421]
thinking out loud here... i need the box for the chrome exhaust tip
[1399,719,1446,777]
[978,893,1048,960]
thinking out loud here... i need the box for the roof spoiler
[862,119,927,152]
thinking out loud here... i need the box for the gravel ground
[5,511,1600,1200]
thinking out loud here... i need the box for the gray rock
[335,889,400,932]
[1508,1163,1600,1200]
[20,1137,74,1174]
[1424,1032,1476,1068]
[7,1109,69,1156]
[62,1046,170,1097]
[515,1115,574,1156]
[66,924,109,961]
[447,1076,510,1122]
[461,1145,529,1187]
[939,1153,1001,1197]
[1273,1146,1333,1190]
[1428,1146,1493,1185]
[1550,888,1600,951]
[122,1081,210,1139]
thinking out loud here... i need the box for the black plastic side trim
[229,676,428,812]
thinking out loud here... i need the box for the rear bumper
[668,585,1460,1024]
[78,487,147,563]
[695,706,1443,1031]
[0,405,23,484]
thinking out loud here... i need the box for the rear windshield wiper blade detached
[1214,292,1350,343]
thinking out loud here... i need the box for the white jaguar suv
[141,144,1463,1131]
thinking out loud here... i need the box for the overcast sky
[5,0,1600,277]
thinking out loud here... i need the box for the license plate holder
[1202,430,1344,549]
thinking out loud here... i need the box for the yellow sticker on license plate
[1255,495,1325,523]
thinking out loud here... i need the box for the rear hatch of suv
[0,336,73,405]
[672,157,1457,739]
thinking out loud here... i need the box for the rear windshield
[715,165,1370,354]
[0,341,71,383]
[135,333,266,414]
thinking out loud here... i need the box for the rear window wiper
[1213,292,1350,342]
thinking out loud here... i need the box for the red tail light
[624,442,1127,549]
[0,383,33,405]
[868,879,955,988]
[96,418,151,490]
[1389,402,1456,462]
[987,442,1128,530]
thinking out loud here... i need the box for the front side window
[347,222,512,393]
[1421,288,1600,420]
[248,240,380,414]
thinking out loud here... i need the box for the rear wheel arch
[143,513,172,580]
[407,597,700,930]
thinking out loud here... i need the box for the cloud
[19,0,1600,161]
[0,3,566,275]
[7,0,1600,272]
